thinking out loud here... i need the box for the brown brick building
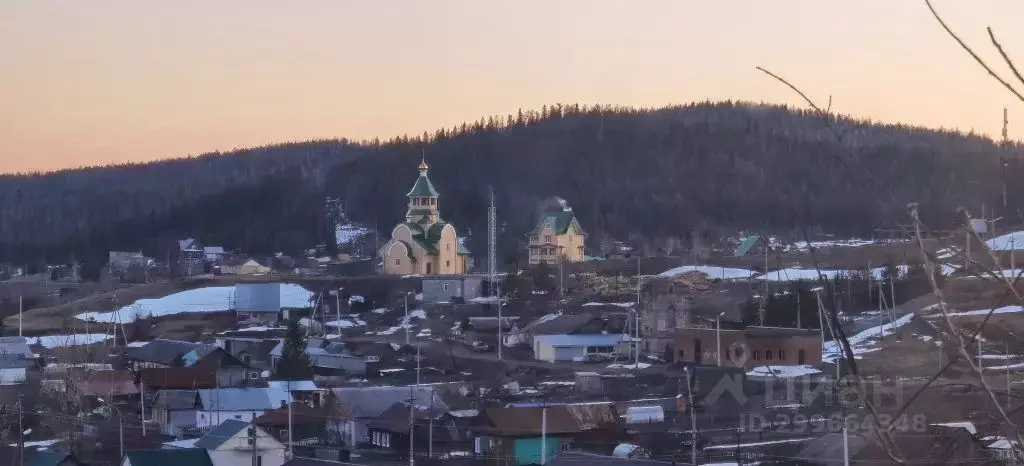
[673,326,822,368]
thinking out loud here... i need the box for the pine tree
[275,317,313,380]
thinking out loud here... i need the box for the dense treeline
[0,102,1021,269]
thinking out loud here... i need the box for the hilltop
[0,101,1021,270]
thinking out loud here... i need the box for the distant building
[204,246,227,265]
[220,257,271,276]
[377,159,470,275]
[421,274,488,303]
[674,326,822,368]
[178,238,206,276]
[532,334,636,363]
[527,200,587,265]
[234,283,294,322]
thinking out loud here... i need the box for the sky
[2,1,1024,174]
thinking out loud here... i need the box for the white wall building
[532,334,633,363]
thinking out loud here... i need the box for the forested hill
[1,101,1020,268]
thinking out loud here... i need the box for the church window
[447,244,450,251]
[446,260,451,267]
[395,259,400,266]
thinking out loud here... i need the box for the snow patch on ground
[746,365,822,378]
[933,305,1024,318]
[987,231,1024,251]
[607,362,651,370]
[822,312,915,363]
[659,265,755,280]
[582,302,635,308]
[792,239,875,250]
[75,284,311,323]
[27,333,113,348]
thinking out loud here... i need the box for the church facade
[378,159,470,275]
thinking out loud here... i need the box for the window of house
[280,429,289,439]
[779,350,786,360]
[395,259,400,266]
[678,350,685,359]
[253,456,262,466]
[241,355,252,365]
[442,283,449,292]
[250,372,259,380]
[545,235,553,243]
[766,351,773,361]
[753,351,760,360]
[447,243,450,251]
[365,355,381,363]
[577,246,584,256]
[446,260,451,267]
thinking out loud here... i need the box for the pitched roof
[406,173,439,197]
[153,390,200,410]
[526,313,600,335]
[283,458,369,466]
[78,370,137,397]
[254,403,324,427]
[26,451,74,466]
[331,386,449,419]
[534,333,630,347]
[123,448,212,466]
[733,235,763,257]
[533,209,585,236]
[124,339,207,366]
[194,419,250,450]
[141,367,217,390]
[481,407,579,436]
[196,387,291,411]
[0,336,34,358]
[547,452,681,466]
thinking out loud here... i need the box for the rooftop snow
[660,265,755,280]
[987,231,1024,251]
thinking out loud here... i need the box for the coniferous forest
[0,101,1021,271]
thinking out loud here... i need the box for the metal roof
[196,387,291,411]
[153,390,199,410]
[733,235,762,257]
[534,333,631,347]
[331,386,448,419]
[124,448,212,466]
[194,419,250,450]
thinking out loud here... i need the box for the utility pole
[796,290,801,329]
[1003,107,1010,208]
[18,296,22,337]
[540,406,548,465]
[287,380,293,459]
[488,186,496,297]
[251,413,258,466]
[335,289,342,337]
[497,286,503,361]
[408,384,416,466]
[140,379,147,436]
[1007,342,1013,409]
[18,394,24,466]
[428,387,435,460]
[630,255,638,368]
[684,368,697,465]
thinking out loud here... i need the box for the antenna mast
[1003,108,1010,208]
[488,187,497,297]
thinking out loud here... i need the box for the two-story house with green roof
[527,201,587,265]
[378,159,470,275]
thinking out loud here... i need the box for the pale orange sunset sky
[2,1,1024,174]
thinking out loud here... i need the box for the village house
[140,367,218,392]
[328,385,450,448]
[527,199,587,265]
[193,387,292,429]
[533,334,636,363]
[177,238,206,277]
[378,158,471,275]
[255,402,336,446]
[421,274,488,303]
[121,448,213,466]
[269,337,366,377]
[150,389,202,435]
[204,246,227,265]
[673,325,822,368]
[123,338,210,369]
[215,334,281,371]
[234,283,303,323]
[473,405,623,466]
[220,257,271,276]
[195,419,287,466]
[365,401,472,459]
[0,336,36,385]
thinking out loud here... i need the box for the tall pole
[416,342,421,386]
[716,314,722,367]
[336,290,342,337]
[630,257,638,366]
[842,421,850,466]
[540,407,547,465]
[1008,342,1013,409]
[250,413,257,466]
[405,294,410,345]
[685,368,697,465]
[488,187,496,297]
[287,380,293,458]
[408,383,415,466]
[497,287,503,361]
[18,296,22,337]
[796,290,801,329]
[18,395,24,466]
[428,387,435,459]
[140,380,146,436]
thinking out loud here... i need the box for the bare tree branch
[924,0,1024,103]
